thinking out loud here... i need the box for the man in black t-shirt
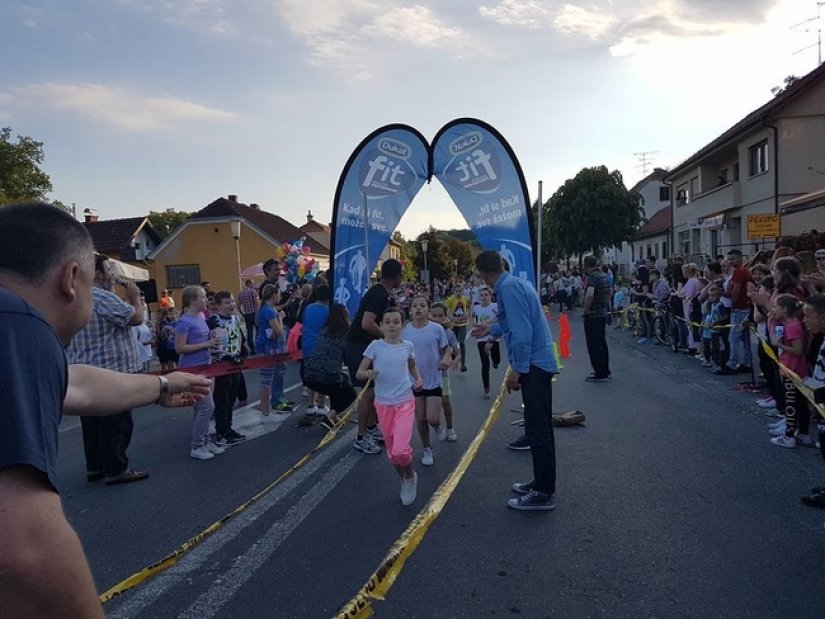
[582,255,612,381]
[0,203,210,617]
[345,259,402,455]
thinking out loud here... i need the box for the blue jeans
[726,309,752,369]
[269,362,286,406]
[520,366,557,496]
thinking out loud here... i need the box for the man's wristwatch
[155,375,170,404]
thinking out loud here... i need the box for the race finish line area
[60,310,825,617]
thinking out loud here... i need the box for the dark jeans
[238,372,248,403]
[303,377,357,413]
[583,315,610,378]
[213,373,241,436]
[520,366,556,496]
[243,313,256,353]
[81,410,133,477]
[477,340,501,390]
[453,325,467,367]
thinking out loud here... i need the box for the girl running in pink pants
[357,306,423,505]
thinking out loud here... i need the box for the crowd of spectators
[611,246,825,516]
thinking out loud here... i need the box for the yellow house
[148,195,330,307]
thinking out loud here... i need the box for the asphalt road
[57,312,825,618]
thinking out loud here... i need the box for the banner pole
[536,180,543,290]
[363,192,370,290]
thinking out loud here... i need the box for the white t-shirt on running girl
[363,339,415,405]
[402,321,448,391]
[473,303,498,342]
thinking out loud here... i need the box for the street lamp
[230,219,242,290]
[420,239,429,284]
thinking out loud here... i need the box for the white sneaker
[770,434,796,449]
[306,405,317,416]
[190,446,215,460]
[769,424,786,437]
[446,428,457,442]
[764,407,782,418]
[205,442,225,455]
[261,413,281,424]
[434,424,447,442]
[757,396,776,408]
[400,472,418,506]
[421,447,434,466]
[768,418,786,432]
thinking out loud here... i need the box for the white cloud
[479,0,785,48]
[553,5,618,40]
[479,0,554,29]
[365,5,465,47]
[274,1,469,78]
[276,0,380,36]
[5,83,236,132]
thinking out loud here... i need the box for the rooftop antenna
[634,151,658,177]
[791,2,825,65]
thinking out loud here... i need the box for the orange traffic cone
[558,313,571,358]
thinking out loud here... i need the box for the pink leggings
[375,397,416,467]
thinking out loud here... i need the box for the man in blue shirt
[0,203,211,617]
[472,250,558,511]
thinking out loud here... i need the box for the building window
[659,186,670,202]
[733,163,740,181]
[749,140,768,176]
[678,230,690,255]
[166,264,201,289]
[676,184,688,206]
[662,240,668,259]
[689,176,699,200]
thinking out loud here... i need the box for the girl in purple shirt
[175,286,222,460]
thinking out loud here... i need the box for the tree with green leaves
[414,227,455,281]
[0,127,53,205]
[148,208,190,239]
[543,166,644,261]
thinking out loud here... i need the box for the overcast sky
[0,0,818,239]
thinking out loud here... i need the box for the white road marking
[177,450,362,619]
[107,433,358,619]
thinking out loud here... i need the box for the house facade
[631,207,672,271]
[667,63,825,261]
[147,195,329,307]
[603,168,670,273]
[82,209,159,280]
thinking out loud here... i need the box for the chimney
[228,194,238,203]
[306,209,314,223]
[249,203,260,210]
[83,208,99,223]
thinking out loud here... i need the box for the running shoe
[511,481,535,495]
[400,472,418,506]
[507,435,531,450]
[368,425,385,443]
[421,447,434,466]
[353,435,382,454]
[770,434,796,449]
[446,428,457,442]
[757,396,776,408]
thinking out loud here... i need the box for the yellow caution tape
[334,372,511,618]
[752,329,825,421]
[99,380,371,604]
